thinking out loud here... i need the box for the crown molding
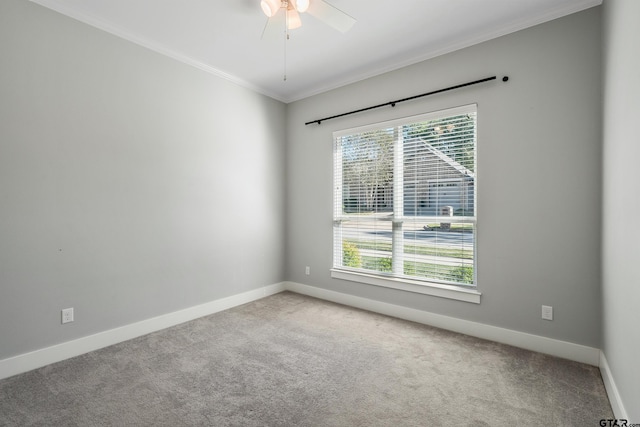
[285,0,602,102]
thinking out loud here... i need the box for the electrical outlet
[305,266,310,275]
[541,305,553,321]
[62,308,74,324]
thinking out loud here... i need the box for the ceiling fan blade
[307,0,356,33]
[261,12,286,40]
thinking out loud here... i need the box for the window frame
[331,104,481,304]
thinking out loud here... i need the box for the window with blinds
[333,105,477,289]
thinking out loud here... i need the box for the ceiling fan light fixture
[260,0,280,17]
[287,8,302,29]
[294,0,309,13]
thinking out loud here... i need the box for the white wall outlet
[541,305,553,321]
[61,307,74,324]
[305,266,310,275]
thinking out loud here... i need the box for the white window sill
[330,269,481,304]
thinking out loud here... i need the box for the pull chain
[283,1,288,81]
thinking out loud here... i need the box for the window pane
[341,129,394,215]
[403,114,476,218]
[341,218,393,274]
[402,222,474,285]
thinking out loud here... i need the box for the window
[332,105,480,303]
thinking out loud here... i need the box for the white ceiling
[31,0,601,103]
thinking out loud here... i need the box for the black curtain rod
[305,75,508,126]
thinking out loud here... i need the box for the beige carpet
[0,291,612,426]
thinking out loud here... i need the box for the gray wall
[0,0,286,360]
[602,0,640,420]
[286,7,603,347]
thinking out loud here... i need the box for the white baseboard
[0,280,605,382]
[283,281,601,366]
[0,282,286,381]
[599,351,629,420]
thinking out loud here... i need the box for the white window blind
[333,105,477,289]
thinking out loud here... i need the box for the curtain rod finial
[502,76,509,82]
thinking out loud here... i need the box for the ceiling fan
[260,0,356,37]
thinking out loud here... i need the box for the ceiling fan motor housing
[261,0,310,17]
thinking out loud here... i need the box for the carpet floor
[0,291,612,426]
